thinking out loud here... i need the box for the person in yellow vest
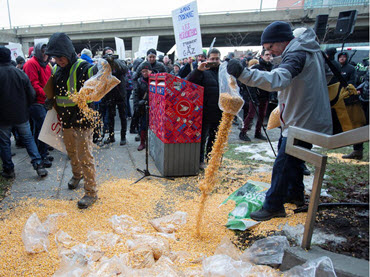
[44,33,97,209]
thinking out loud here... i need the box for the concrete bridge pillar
[131,36,140,59]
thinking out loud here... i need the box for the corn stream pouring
[196,63,244,236]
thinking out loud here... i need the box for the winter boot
[135,134,140,141]
[137,131,146,151]
[77,194,98,209]
[1,168,15,179]
[239,131,251,142]
[342,150,363,160]
[33,163,48,177]
[104,133,115,144]
[68,177,82,190]
[255,133,267,141]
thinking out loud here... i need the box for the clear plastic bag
[59,243,105,267]
[90,256,130,276]
[127,246,155,269]
[42,213,67,234]
[53,264,85,277]
[218,62,244,115]
[55,230,76,248]
[109,214,145,235]
[214,237,241,261]
[284,256,337,277]
[127,234,170,260]
[202,254,253,277]
[86,230,120,248]
[22,213,49,254]
[149,211,187,233]
[240,236,289,265]
[79,58,120,102]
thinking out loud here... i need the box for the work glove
[44,98,55,110]
[227,59,244,79]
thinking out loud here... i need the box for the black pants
[107,101,127,139]
[200,122,219,163]
[353,101,369,151]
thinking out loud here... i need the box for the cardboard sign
[114,37,125,60]
[138,36,159,57]
[39,108,67,154]
[172,1,203,60]
[5,43,25,61]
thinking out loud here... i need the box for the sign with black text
[172,1,203,60]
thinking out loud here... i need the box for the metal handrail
[285,125,369,249]
[1,2,368,30]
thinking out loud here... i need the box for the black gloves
[227,59,244,79]
[44,98,55,110]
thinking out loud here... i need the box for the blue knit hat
[261,21,294,45]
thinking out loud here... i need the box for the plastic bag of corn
[86,230,120,248]
[109,214,145,235]
[127,234,171,260]
[218,62,244,116]
[267,106,280,130]
[284,256,337,277]
[149,211,187,234]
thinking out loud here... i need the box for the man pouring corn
[44,33,121,209]
[227,21,333,221]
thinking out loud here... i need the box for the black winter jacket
[186,67,222,124]
[0,62,35,125]
[46,32,95,129]
[247,57,273,101]
[102,59,127,103]
[133,77,149,108]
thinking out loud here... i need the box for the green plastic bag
[221,180,270,231]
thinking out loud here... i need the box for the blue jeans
[263,137,312,211]
[29,104,48,158]
[0,121,42,171]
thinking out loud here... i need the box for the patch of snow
[283,223,347,245]
[235,141,278,161]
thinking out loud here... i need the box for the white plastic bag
[214,236,241,261]
[240,236,289,265]
[22,213,49,254]
[284,256,337,277]
[86,231,120,248]
[109,214,145,235]
[42,213,67,234]
[202,254,253,277]
[38,108,67,154]
[149,211,187,233]
[127,234,170,260]
[218,62,244,116]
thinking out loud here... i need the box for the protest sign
[6,43,25,61]
[115,37,125,60]
[138,36,159,57]
[172,1,203,60]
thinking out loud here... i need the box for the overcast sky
[0,0,278,28]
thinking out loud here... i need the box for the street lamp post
[7,0,12,28]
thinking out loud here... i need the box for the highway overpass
[0,5,368,58]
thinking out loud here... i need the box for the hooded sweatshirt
[338,52,356,85]
[23,43,51,104]
[238,28,332,136]
[46,32,95,129]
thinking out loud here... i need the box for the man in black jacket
[101,47,128,145]
[338,52,357,85]
[187,48,223,169]
[239,49,272,142]
[136,49,166,77]
[0,46,48,179]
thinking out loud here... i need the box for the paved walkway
[0,115,280,210]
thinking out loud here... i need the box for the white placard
[138,36,159,57]
[5,43,25,61]
[115,37,125,60]
[34,38,49,47]
[172,1,203,60]
[39,108,67,154]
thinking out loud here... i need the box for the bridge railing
[285,125,369,249]
[1,1,368,30]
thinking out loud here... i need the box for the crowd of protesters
[0,22,368,211]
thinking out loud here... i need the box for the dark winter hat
[102,46,114,56]
[140,61,152,71]
[261,21,294,45]
[147,48,157,56]
[338,52,348,59]
[0,46,11,63]
[16,56,25,64]
[174,62,180,68]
